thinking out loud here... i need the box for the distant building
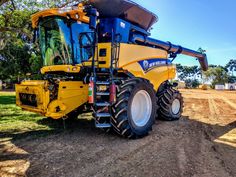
[225,83,236,90]
[215,83,236,90]
[215,85,225,90]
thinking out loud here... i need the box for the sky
[133,0,236,66]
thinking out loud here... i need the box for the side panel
[118,44,176,90]
[118,43,168,67]
[46,81,88,119]
[123,63,176,91]
[96,42,170,70]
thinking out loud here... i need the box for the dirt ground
[0,89,236,177]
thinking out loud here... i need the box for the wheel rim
[131,90,152,127]
[171,99,181,115]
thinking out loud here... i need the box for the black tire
[111,78,157,138]
[157,87,183,121]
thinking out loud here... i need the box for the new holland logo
[143,60,149,71]
[138,59,171,72]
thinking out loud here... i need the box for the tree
[185,79,200,88]
[225,59,236,76]
[176,64,202,88]
[203,67,229,88]
[0,0,79,83]
[0,0,9,7]
[0,4,40,81]
[228,76,236,83]
[176,64,201,81]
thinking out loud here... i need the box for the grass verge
[0,92,61,138]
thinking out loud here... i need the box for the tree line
[177,59,236,88]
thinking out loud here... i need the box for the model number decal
[138,59,171,72]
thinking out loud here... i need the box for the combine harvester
[16,0,208,138]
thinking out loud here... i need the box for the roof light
[58,7,73,14]
[75,14,79,19]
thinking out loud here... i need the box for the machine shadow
[0,116,100,140]
[180,116,236,142]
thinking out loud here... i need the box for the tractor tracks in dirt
[207,93,236,124]
[221,96,236,110]
[208,96,220,116]
[208,92,236,113]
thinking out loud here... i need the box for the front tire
[157,87,183,121]
[111,78,157,138]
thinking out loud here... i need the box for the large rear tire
[157,87,183,121]
[111,78,157,138]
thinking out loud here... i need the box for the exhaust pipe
[131,34,208,71]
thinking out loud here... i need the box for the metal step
[96,92,110,96]
[96,102,111,107]
[96,113,111,118]
[95,123,111,128]
[96,81,110,85]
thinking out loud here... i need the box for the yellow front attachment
[16,81,89,119]
[46,81,88,119]
[16,80,50,114]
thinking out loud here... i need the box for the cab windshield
[39,17,94,66]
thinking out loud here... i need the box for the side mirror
[85,6,98,30]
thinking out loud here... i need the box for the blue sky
[133,0,236,66]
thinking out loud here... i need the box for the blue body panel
[99,18,131,43]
